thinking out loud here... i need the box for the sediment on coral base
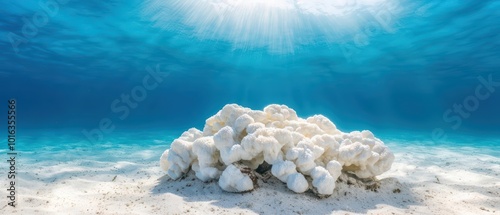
[160,104,394,197]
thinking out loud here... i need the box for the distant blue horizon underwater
[1,0,499,154]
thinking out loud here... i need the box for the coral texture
[160,104,394,195]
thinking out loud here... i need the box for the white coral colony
[160,104,394,196]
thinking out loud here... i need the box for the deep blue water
[1,0,499,146]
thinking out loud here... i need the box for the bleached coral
[271,160,297,182]
[218,164,257,192]
[287,172,309,193]
[160,104,394,196]
[159,128,202,179]
[310,166,336,195]
[191,136,221,181]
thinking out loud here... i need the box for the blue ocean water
[1,0,499,150]
[2,2,500,214]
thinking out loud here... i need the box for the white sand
[1,140,499,215]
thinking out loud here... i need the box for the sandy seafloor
[1,130,499,215]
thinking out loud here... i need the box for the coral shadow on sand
[151,172,420,214]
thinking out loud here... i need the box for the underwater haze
[1,0,500,214]
[1,0,500,144]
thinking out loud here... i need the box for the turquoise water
[1,1,499,152]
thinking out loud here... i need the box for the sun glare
[142,0,399,53]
